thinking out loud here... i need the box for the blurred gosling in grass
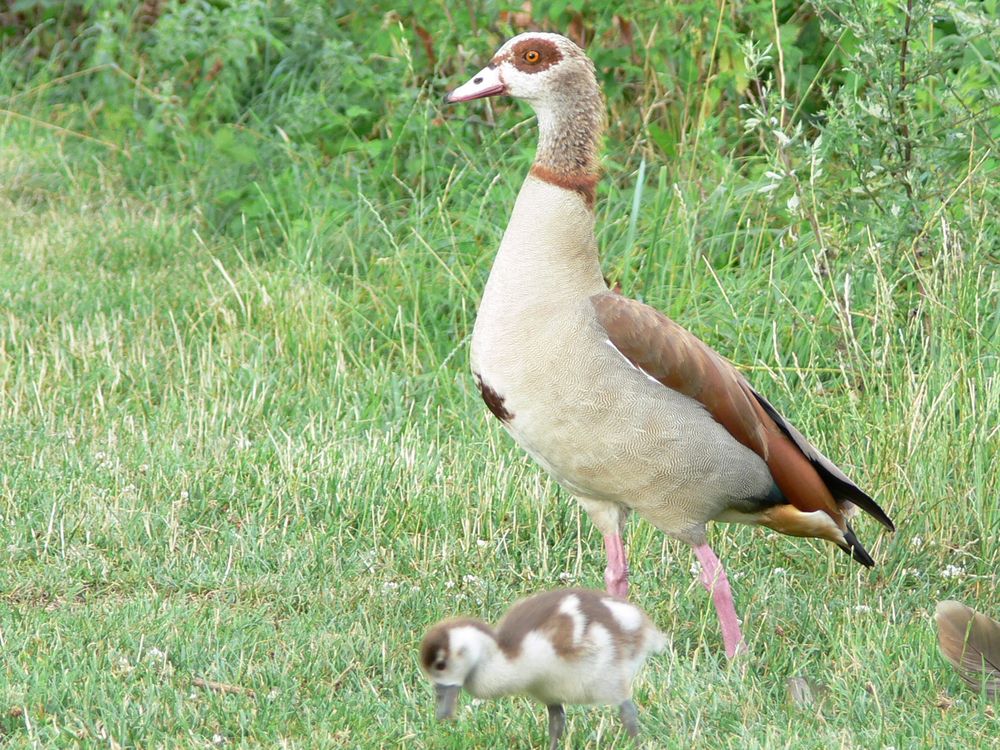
[420,588,665,749]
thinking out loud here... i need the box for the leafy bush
[2,0,996,257]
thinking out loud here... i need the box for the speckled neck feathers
[529,66,604,207]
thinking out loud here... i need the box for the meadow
[1,1,998,747]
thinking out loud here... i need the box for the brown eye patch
[420,629,450,673]
[510,38,562,73]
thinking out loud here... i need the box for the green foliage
[4,0,994,250]
[808,0,999,248]
[147,0,283,122]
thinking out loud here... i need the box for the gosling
[419,588,665,748]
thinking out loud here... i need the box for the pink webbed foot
[692,542,747,658]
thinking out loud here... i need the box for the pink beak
[445,65,506,103]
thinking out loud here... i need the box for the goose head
[446,33,605,184]
[446,32,598,108]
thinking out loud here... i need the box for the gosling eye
[523,50,540,64]
[433,659,447,671]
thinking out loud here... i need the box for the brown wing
[592,291,854,528]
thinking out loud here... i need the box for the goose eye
[524,50,540,64]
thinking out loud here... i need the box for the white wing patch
[520,630,558,664]
[558,594,586,646]
[601,598,643,631]
[604,338,662,387]
[587,621,613,653]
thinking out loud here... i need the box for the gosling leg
[546,704,565,750]
[619,699,640,738]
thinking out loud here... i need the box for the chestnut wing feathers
[591,292,891,531]
[592,291,767,456]
[748,387,895,531]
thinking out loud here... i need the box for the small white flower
[773,567,787,576]
[146,647,166,660]
[180,490,189,500]
[445,580,455,589]
[891,204,902,218]
[476,539,488,548]
[854,605,872,614]
[462,574,479,584]
[941,564,965,579]
[910,535,924,549]
[212,734,225,745]
[558,572,574,582]
[690,562,701,577]
[139,463,150,474]
[382,581,399,591]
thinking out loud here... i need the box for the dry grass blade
[192,678,257,698]
[935,600,1000,699]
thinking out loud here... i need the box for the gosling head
[419,619,495,720]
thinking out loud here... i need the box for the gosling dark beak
[434,683,461,721]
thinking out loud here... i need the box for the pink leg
[603,532,629,598]
[692,543,746,658]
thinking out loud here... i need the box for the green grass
[2,10,999,747]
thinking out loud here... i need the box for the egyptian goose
[420,588,665,748]
[445,32,894,658]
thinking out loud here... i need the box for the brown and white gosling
[419,588,665,749]
[445,32,894,659]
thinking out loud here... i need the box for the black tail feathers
[837,523,876,567]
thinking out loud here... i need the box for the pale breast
[472,305,774,533]
[469,176,773,533]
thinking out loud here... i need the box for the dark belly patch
[473,372,513,422]
[729,481,786,514]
